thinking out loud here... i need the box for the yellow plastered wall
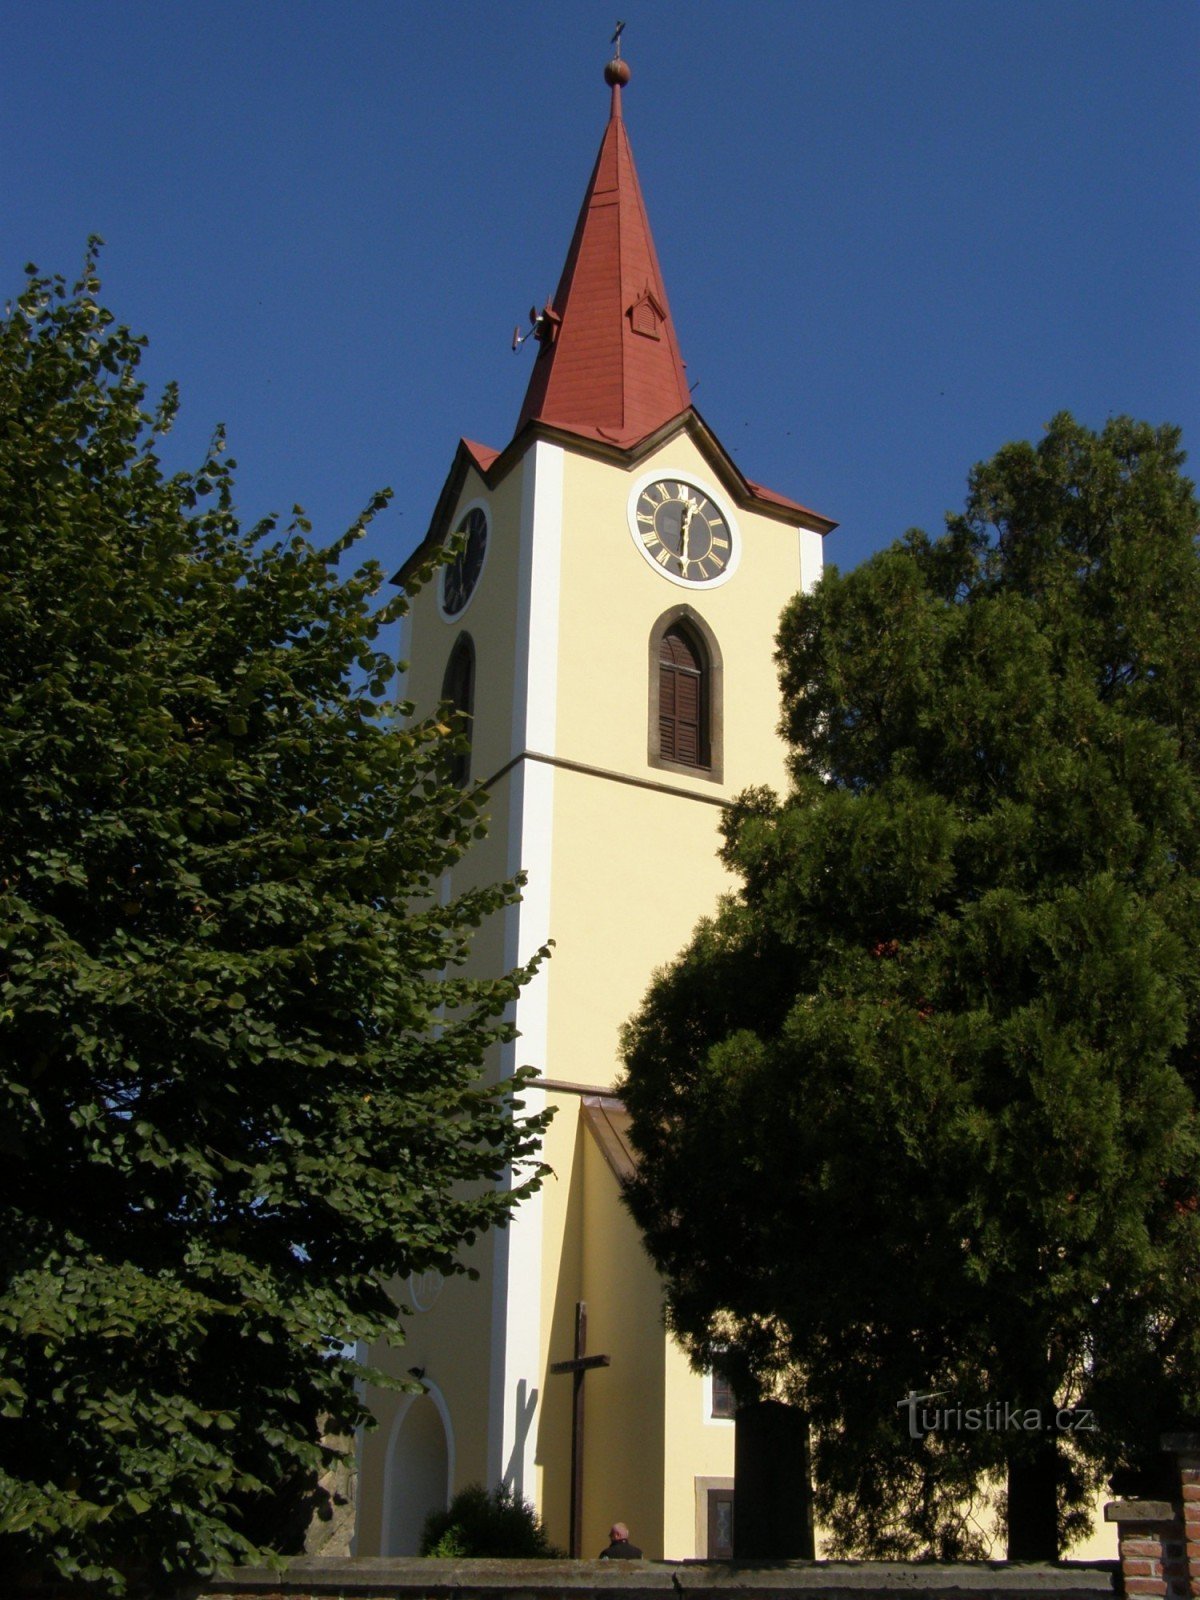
[356,779,515,1551]
[520,433,823,1555]
[357,1234,496,1554]
[577,1119,667,1558]
[360,447,532,1551]
[542,769,727,1086]
[663,1335,738,1556]
[534,431,823,1097]
[400,459,528,789]
[553,437,815,794]
[364,427,828,1557]
[534,1104,586,1548]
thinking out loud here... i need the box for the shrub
[420,1482,563,1558]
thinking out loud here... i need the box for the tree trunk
[1006,1433,1059,1560]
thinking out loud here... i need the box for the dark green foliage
[621,414,1200,1559]
[0,251,551,1591]
[420,1482,563,1559]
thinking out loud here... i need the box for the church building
[355,50,834,1561]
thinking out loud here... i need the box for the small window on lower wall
[441,633,475,787]
[648,608,723,783]
[708,1489,735,1560]
[694,1478,735,1560]
[711,1371,736,1420]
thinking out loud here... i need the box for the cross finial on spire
[604,22,631,113]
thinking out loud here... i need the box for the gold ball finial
[604,57,631,87]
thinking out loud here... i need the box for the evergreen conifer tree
[621,414,1200,1559]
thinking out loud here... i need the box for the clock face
[441,505,488,617]
[631,477,736,585]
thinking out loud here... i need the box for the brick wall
[1171,1435,1200,1599]
[1105,1432,1200,1598]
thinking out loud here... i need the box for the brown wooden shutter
[659,626,706,767]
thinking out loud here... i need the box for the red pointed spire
[515,56,691,450]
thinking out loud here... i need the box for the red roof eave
[462,438,500,476]
[745,477,835,529]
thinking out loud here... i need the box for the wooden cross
[549,1300,611,1557]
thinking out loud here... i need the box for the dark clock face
[442,506,488,616]
[634,479,733,583]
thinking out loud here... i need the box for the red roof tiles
[461,438,500,475]
[515,77,691,450]
[387,65,838,590]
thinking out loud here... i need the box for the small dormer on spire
[514,43,691,451]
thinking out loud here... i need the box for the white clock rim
[626,468,741,590]
[437,497,491,623]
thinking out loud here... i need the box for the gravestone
[733,1400,814,1560]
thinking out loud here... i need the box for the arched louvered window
[659,623,708,768]
[648,608,723,782]
[441,633,475,786]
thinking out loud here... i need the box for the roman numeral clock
[628,472,740,587]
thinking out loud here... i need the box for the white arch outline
[380,1380,456,1555]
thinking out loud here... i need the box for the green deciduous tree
[0,250,550,1592]
[621,414,1200,1561]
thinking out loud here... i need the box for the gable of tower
[393,409,833,597]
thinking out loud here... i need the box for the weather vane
[611,21,625,58]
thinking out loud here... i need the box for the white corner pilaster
[511,439,565,759]
[488,439,565,1493]
[394,604,413,714]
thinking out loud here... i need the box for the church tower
[356,51,834,1561]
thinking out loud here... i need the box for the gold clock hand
[679,502,694,568]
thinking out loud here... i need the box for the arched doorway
[382,1392,451,1555]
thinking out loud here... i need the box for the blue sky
[5,2,1197,614]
